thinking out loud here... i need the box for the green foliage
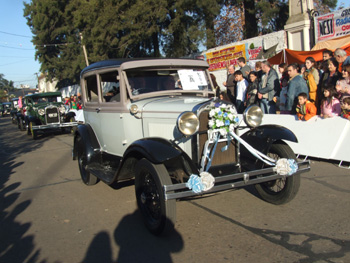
[24,0,222,87]
[0,74,15,92]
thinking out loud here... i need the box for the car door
[81,73,102,144]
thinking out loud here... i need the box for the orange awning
[268,40,350,65]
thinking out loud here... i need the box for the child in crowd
[296,93,317,121]
[219,92,230,103]
[341,97,350,120]
[320,86,341,118]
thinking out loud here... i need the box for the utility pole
[79,33,89,66]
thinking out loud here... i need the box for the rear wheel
[135,158,176,236]
[255,143,300,205]
[77,136,98,185]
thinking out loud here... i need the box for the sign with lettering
[315,7,350,42]
[205,44,247,71]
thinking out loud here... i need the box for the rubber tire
[29,122,37,139]
[135,158,176,236]
[70,116,76,134]
[77,136,98,186]
[255,143,300,205]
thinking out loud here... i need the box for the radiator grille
[198,110,237,166]
[45,107,60,124]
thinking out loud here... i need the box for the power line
[0,44,34,50]
[0,30,32,38]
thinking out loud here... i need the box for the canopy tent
[268,38,350,65]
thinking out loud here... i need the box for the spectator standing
[234,70,248,113]
[255,61,263,81]
[336,64,350,105]
[257,61,279,114]
[70,95,78,110]
[285,63,309,114]
[296,93,317,121]
[237,57,251,79]
[320,85,341,118]
[245,71,259,108]
[334,48,350,71]
[304,57,320,104]
[223,65,236,104]
[278,63,288,82]
[276,78,289,114]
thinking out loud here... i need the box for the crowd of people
[212,48,350,121]
[64,94,82,111]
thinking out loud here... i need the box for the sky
[0,0,40,89]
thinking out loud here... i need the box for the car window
[100,71,120,103]
[126,68,211,96]
[84,75,99,103]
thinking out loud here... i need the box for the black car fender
[73,124,100,165]
[26,115,38,125]
[239,124,298,169]
[119,137,198,177]
[65,111,76,121]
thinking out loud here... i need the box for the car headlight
[177,111,199,136]
[38,109,45,116]
[59,105,66,114]
[243,105,263,128]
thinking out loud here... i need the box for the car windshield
[32,96,61,104]
[125,68,213,97]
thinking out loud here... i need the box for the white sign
[178,70,207,90]
[315,7,350,42]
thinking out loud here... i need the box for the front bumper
[163,160,310,200]
[32,122,78,131]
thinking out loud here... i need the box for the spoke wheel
[135,158,176,236]
[77,137,98,185]
[255,143,300,205]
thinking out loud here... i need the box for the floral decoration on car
[208,103,239,137]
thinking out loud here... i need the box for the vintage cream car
[73,58,310,235]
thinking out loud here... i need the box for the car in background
[24,92,77,139]
[1,102,11,117]
[73,58,310,236]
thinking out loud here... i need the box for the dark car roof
[81,58,209,76]
[11,98,19,101]
[2,102,11,105]
[25,92,62,98]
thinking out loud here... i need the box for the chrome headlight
[177,111,199,136]
[59,105,66,114]
[38,108,45,116]
[243,105,263,128]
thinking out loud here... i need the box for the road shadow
[81,210,184,263]
[0,118,47,263]
[190,201,350,262]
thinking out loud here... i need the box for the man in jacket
[285,63,309,114]
[223,65,236,104]
[257,61,279,114]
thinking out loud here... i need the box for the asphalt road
[0,116,350,263]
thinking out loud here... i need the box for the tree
[24,0,222,87]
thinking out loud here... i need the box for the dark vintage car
[73,58,310,235]
[24,92,77,139]
[1,102,11,117]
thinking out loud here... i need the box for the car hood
[133,96,213,116]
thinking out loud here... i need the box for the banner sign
[315,7,350,42]
[205,44,247,71]
[248,46,263,60]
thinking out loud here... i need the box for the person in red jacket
[296,93,317,121]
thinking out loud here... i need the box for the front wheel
[77,136,98,185]
[135,158,176,236]
[255,143,300,205]
[29,122,37,139]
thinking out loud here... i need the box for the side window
[84,75,99,102]
[100,71,120,103]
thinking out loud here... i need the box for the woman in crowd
[320,85,341,118]
[336,64,350,105]
[245,71,259,108]
[304,57,320,104]
[278,63,288,82]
